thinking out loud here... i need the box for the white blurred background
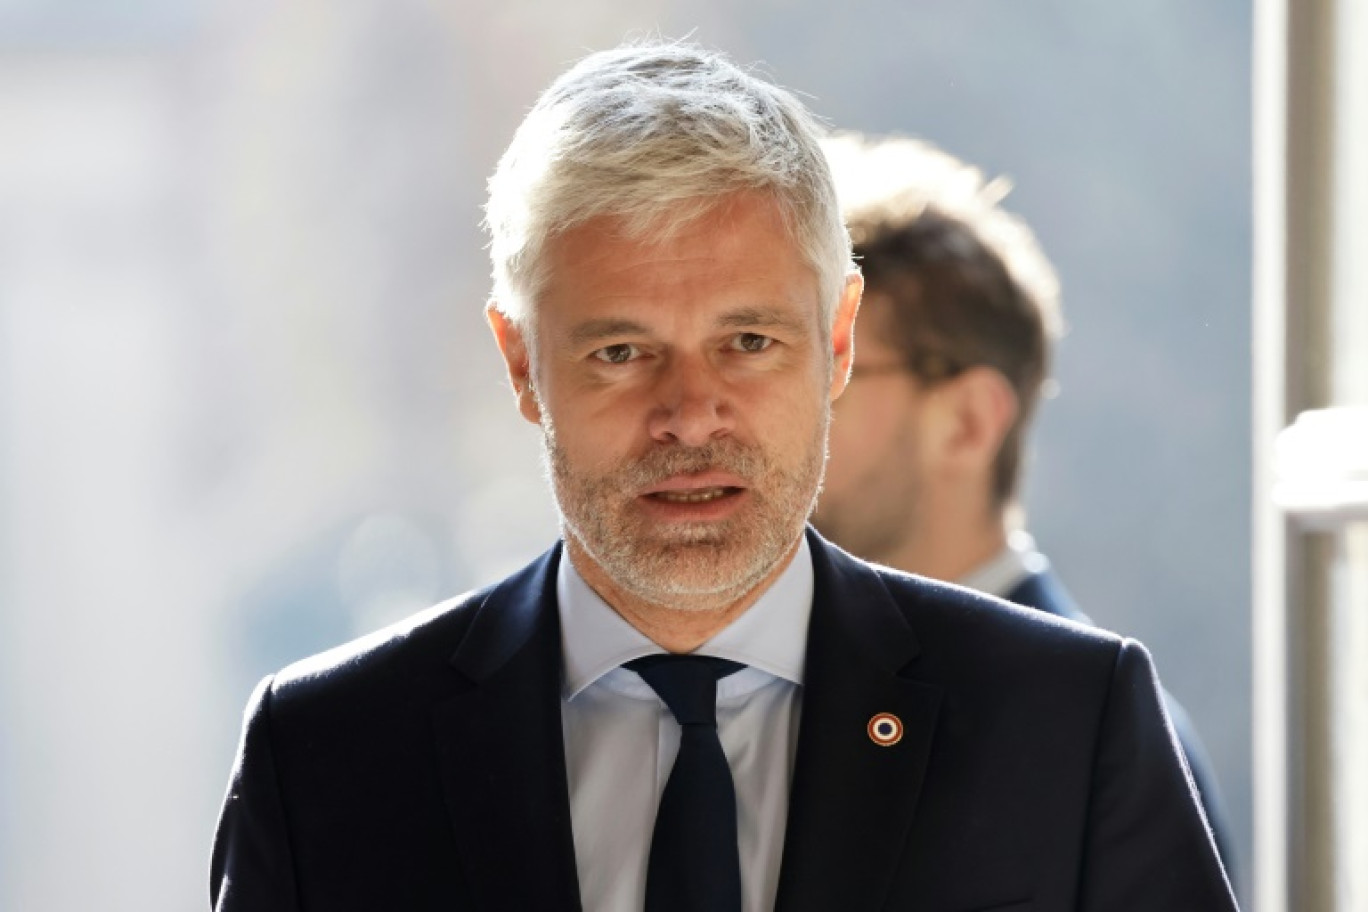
[0,1,1252,908]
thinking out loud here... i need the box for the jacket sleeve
[210,675,301,912]
[1163,691,1239,888]
[1078,639,1238,911]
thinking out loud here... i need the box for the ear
[485,301,541,425]
[934,366,1018,471]
[828,272,864,401]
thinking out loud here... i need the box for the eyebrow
[564,305,812,348]
[715,306,811,335]
[566,318,650,348]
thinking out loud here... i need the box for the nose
[647,354,735,447]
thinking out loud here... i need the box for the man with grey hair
[211,43,1238,912]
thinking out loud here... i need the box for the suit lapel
[431,545,583,912]
[774,531,943,912]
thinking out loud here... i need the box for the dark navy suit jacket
[1004,569,1237,880]
[212,530,1237,911]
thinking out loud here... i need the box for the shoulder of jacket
[266,584,491,703]
[871,561,1126,661]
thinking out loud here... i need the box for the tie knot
[625,655,745,727]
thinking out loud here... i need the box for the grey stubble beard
[537,405,830,613]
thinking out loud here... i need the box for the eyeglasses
[847,351,964,383]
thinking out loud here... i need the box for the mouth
[638,472,749,519]
[648,486,743,504]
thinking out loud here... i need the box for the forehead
[535,193,821,326]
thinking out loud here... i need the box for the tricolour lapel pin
[867,712,903,747]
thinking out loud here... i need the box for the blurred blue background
[0,1,1251,908]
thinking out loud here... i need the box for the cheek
[543,388,648,468]
[824,414,868,489]
[743,382,828,444]
[830,397,882,451]
[828,398,903,473]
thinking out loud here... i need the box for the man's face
[493,192,857,610]
[812,292,933,560]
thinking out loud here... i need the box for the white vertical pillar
[1330,0,1368,406]
[1251,0,1294,904]
[1329,525,1368,912]
[1326,0,1368,906]
[1255,0,1368,907]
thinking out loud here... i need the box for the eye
[592,343,639,364]
[731,333,773,353]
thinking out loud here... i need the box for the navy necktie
[626,654,746,912]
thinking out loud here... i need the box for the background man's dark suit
[1005,568,1236,877]
[212,530,1234,911]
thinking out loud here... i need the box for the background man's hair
[823,131,1063,507]
[485,40,853,327]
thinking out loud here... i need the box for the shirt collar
[956,529,1051,598]
[557,536,814,700]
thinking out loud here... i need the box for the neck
[878,489,1010,583]
[565,535,802,653]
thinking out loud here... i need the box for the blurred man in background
[814,131,1235,872]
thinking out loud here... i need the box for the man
[211,44,1237,911]
[814,131,1235,870]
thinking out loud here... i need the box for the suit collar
[803,527,922,672]
[447,542,562,683]
[775,529,942,912]
[1005,566,1092,625]
[433,542,583,912]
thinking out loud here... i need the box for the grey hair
[484,41,853,327]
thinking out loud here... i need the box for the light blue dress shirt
[557,538,813,912]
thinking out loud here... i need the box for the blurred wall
[0,1,1251,908]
